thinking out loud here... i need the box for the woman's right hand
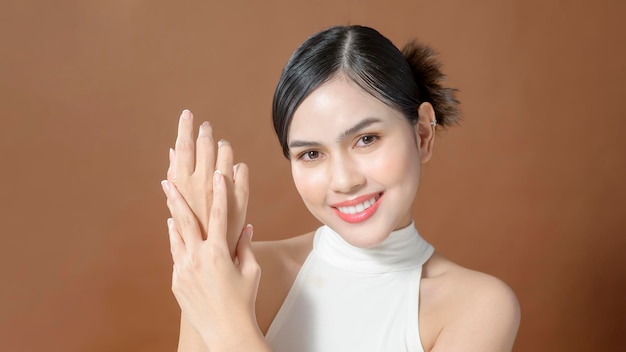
[162,174,269,352]
[166,109,249,259]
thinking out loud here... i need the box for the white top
[265,222,434,352]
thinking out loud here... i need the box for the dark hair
[272,25,460,158]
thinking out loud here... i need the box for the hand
[167,109,248,259]
[162,173,265,351]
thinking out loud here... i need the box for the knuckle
[203,244,228,267]
[251,262,261,274]
[170,175,189,188]
[175,139,194,151]
[179,214,196,229]
[171,283,185,297]
[211,206,224,219]
[187,255,202,270]
[245,262,262,277]
[190,174,212,189]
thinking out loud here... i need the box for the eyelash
[296,134,380,162]
[356,134,378,146]
[297,150,321,161]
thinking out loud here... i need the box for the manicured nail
[213,169,222,184]
[167,218,173,228]
[246,224,254,240]
[161,180,171,193]
[217,139,224,148]
[181,109,191,119]
[233,163,240,179]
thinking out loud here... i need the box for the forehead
[288,77,404,142]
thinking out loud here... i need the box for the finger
[167,148,176,181]
[221,162,249,260]
[194,121,216,181]
[167,218,186,263]
[207,170,229,250]
[215,140,234,183]
[233,163,250,212]
[236,225,260,276]
[161,180,202,248]
[174,109,195,177]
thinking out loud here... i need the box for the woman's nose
[329,155,366,194]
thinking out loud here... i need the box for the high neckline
[313,222,434,274]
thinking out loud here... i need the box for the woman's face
[288,76,433,248]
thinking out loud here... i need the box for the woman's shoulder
[252,231,315,268]
[421,252,519,303]
[419,252,521,351]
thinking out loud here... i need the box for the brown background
[1,0,625,351]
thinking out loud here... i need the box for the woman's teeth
[337,196,378,214]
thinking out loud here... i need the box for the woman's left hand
[161,171,265,351]
[167,109,248,260]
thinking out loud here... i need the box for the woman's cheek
[369,148,417,183]
[292,165,328,203]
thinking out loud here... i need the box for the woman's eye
[299,150,321,161]
[357,135,377,147]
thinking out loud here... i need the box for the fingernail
[167,218,173,228]
[161,180,171,193]
[169,148,174,162]
[201,121,210,128]
[246,224,254,240]
[181,109,191,119]
[233,163,240,179]
[218,139,230,148]
[213,169,222,184]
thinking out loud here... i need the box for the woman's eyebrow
[288,140,321,149]
[288,117,382,149]
[336,117,381,142]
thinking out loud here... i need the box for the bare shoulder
[252,231,314,271]
[419,252,520,352]
[251,231,315,334]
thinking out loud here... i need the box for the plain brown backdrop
[1,0,624,351]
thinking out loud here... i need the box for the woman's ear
[415,102,436,163]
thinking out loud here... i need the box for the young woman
[161,25,520,352]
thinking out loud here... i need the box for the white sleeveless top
[265,222,434,352]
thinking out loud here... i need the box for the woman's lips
[331,193,383,223]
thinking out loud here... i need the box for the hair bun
[402,41,460,127]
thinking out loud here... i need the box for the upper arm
[253,234,313,334]
[430,275,520,352]
[252,240,296,334]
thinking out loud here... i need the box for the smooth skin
[162,79,520,351]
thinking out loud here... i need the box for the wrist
[202,316,270,352]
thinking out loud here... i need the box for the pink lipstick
[331,192,383,223]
